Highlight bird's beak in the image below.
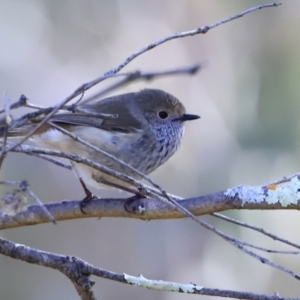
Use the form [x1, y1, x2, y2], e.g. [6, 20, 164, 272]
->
[173, 114, 200, 122]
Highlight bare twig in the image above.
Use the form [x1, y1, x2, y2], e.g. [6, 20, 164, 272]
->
[25, 186, 56, 224]
[231, 240, 300, 280]
[184, 216, 300, 281]
[0, 138, 72, 169]
[1, 63, 201, 138]
[266, 171, 300, 187]
[81, 3, 281, 93]
[82, 64, 202, 104]
[10, 143, 166, 199]
[212, 213, 300, 250]
[29, 154, 72, 170]
[0, 94, 28, 114]
[238, 242, 299, 255]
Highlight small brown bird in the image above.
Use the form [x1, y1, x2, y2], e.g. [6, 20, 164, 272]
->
[5, 89, 200, 192]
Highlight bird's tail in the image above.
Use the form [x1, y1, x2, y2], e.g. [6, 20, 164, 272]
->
[0, 125, 34, 137]
[0, 121, 49, 138]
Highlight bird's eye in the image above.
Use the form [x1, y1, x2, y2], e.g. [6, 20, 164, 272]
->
[158, 111, 168, 119]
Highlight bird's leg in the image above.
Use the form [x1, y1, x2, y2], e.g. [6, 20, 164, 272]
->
[79, 175, 147, 213]
[79, 177, 98, 213]
[79, 177, 94, 198]
[70, 162, 98, 213]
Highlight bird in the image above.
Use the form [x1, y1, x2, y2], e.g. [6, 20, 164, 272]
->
[3, 89, 200, 204]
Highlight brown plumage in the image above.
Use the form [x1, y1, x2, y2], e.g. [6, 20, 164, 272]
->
[4, 89, 200, 188]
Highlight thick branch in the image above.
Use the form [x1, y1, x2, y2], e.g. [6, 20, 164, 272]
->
[1, 174, 300, 230]
[0, 237, 294, 300]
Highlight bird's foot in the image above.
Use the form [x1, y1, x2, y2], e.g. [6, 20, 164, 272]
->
[79, 177, 99, 214]
[124, 193, 147, 214]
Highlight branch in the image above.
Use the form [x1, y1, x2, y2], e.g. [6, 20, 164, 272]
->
[1, 173, 300, 230]
[0, 237, 294, 300]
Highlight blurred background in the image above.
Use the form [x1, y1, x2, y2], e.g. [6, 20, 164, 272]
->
[0, 0, 300, 299]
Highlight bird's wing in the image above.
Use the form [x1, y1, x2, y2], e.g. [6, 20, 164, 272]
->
[49, 113, 105, 129]
[4, 91, 144, 137]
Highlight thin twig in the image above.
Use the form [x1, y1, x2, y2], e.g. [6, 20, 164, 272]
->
[184, 216, 300, 281]
[30, 154, 72, 170]
[267, 171, 300, 187]
[237, 240, 299, 255]
[81, 3, 281, 93]
[4, 89, 86, 154]
[10, 144, 164, 199]
[24, 186, 56, 224]
[212, 212, 300, 250]
[0, 94, 28, 114]
[82, 64, 202, 104]
[231, 240, 300, 280]
[3, 64, 201, 138]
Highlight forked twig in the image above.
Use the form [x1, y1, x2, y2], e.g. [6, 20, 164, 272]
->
[212, 212, 300, 250]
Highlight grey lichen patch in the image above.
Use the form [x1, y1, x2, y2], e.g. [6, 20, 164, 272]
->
[124, 273, 203, 293]
[266, 176, 300, 207]
[224, 176, 300, 207]
[224, 185, 265, 205]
